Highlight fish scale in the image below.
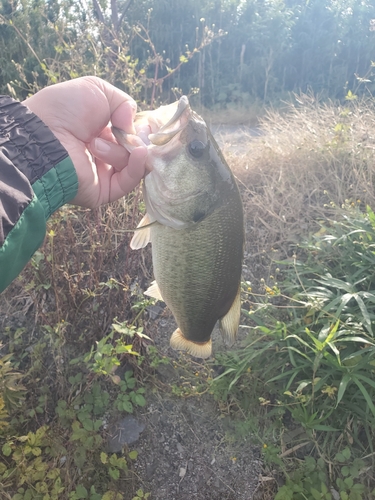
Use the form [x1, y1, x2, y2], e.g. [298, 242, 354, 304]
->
[151, 185, 243, 344]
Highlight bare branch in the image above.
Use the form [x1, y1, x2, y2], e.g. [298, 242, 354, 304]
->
[117, 0, 134, 31]
[92, 0, 105, 24]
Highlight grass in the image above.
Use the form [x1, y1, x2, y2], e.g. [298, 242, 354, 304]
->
[211, 95, 375, 499]
[229, 93, 375, 262]
[2, 94, 375, 498]
[211, 208, 375, 498]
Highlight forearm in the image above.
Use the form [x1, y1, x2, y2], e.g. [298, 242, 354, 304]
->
[0, 96, 78, 292]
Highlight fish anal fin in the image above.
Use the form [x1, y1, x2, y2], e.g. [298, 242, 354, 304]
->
[170, 328, 212, 359]
[144, 280, 164, 302]
[130, 214, 152, 250]
[219, 285, 241, 346]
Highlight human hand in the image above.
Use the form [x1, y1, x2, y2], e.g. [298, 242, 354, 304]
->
[23, 76, 148, 208]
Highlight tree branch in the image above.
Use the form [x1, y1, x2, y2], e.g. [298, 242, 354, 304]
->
[92, 0, 105, 24]
[117, 0, 134, 31]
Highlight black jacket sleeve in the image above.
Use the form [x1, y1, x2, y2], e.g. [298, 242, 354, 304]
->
[0, 96, 78, 292]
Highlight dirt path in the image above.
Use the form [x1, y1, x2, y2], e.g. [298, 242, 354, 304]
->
[211, 125, 262, 154]
[128, 313, 262, 500]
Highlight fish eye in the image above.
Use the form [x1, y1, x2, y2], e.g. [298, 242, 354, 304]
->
[188, 140, 206, 159]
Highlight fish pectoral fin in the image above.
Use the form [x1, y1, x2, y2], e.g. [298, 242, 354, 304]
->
[130, 214, 152, 249]
[219, 284, 241, 346]
[170, 328, 212, 359]
[144, 280, 164, 302]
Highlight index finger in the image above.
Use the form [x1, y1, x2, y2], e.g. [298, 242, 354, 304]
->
[90, 77, 138, 134]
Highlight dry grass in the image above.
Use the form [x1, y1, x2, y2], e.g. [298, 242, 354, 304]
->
[199, 101, 263, 126]
[0, 187, 152, 350]
[223, 95, 375, 263]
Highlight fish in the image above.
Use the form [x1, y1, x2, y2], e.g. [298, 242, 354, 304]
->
[112, 96, 244, 359]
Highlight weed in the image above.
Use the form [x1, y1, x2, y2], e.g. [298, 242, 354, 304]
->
[212, 205, 375, 497]
[0, 352, 26, 411]
[132, 489, 151, 500]
[146, 345, 170, 369]
[275, 451, 374, 500]
[115, 371, 146, 413]
[0, 317, 148, 498]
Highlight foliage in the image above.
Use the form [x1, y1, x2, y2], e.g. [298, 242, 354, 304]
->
[275, 451, 371, 500]
[1, 0, 375, 106]
[0, 352, 25, 411]
[0, 315, 147, 499]
[0, 184, 154, 498]
[212, 205, 375, 497]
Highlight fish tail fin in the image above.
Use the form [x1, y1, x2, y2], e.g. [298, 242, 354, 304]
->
[170, 328, 212, 359]
[219, 284, 241, 346]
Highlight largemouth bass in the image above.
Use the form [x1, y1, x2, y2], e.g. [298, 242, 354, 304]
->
[113, 96, 244, 359]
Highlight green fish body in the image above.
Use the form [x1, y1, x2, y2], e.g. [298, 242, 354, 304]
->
[113, 97, 244, 358]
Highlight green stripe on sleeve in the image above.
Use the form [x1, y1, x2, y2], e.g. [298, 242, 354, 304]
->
[0, 196, 46, 293]
[32, 157, 78, 219]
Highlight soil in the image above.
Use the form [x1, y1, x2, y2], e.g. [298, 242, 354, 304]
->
[127, 312, 263, 500]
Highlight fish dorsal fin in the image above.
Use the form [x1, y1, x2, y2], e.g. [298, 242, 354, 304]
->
[169, 328, 212, 359]
[130, 214, 152, 249]
[144, 280, 164, 302]
[219, 284, 241, 346]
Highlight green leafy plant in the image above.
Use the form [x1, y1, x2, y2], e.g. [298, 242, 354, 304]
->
[0, 353, 25, 410]
[275, 450, 373, 500]
[212, 205, 375, 496]
[100, 452, 130, 481]
[1, 426, 65, 500]
[132, 489, 151, 500]
[115, 370, 146, 413]
[83, 321, 149, 379]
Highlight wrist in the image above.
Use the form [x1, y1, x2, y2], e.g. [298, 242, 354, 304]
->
[10, 97, 79, 218]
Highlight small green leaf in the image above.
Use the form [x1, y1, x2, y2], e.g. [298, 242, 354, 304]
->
[341, 465, 350, 477]
[109, 467, 120, 480]
[122, 400, 133, 413]
[337, 374, 351, 406]
[2, 443, 12, 456]
[74, 484, 88, 499]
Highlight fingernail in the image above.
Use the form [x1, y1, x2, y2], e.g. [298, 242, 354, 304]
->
[95, 138, 111, 153]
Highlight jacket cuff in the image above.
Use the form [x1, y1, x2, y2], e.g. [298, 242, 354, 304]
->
[32, 157, 77, 219]
[0, 96, 78, 218]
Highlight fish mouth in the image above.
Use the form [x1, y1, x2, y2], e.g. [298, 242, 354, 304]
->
[113, 96, 192, 150]
[148, 96, 191, 146]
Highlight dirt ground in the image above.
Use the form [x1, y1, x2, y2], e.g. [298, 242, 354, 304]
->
[127, 310, 263, 500]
